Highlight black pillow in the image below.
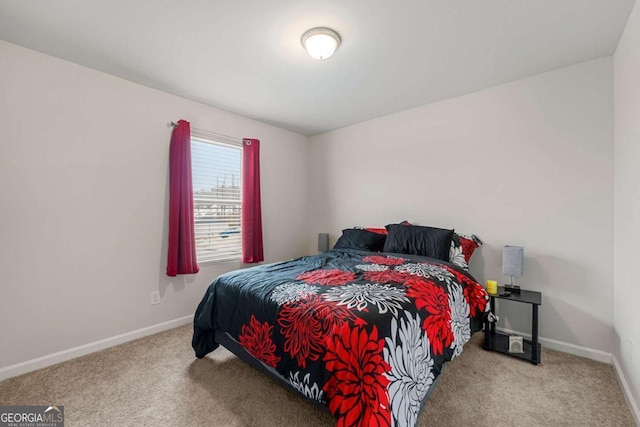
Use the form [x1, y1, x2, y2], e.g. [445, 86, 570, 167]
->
[333, 228, 387, 252]
[383, 224, 454, 261]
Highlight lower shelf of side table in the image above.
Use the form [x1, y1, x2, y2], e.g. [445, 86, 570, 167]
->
[483, 331, 541, 365]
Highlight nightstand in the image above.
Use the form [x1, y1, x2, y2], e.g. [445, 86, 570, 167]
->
[482, 286, 542, 365]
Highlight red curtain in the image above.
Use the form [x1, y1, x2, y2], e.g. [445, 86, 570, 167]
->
[242, 138, 264, 263]
[167, 120, 199, 276]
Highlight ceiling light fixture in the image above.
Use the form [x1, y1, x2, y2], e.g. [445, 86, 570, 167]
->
[301, 27, 341, 60]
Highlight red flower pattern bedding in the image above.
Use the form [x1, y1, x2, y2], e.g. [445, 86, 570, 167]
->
[193, 248, 489, 427]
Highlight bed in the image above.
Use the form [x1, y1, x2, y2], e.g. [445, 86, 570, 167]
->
[193, 226, 489, 427]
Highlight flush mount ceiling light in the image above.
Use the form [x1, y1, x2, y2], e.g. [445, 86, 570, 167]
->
[301, 27, 341, 60]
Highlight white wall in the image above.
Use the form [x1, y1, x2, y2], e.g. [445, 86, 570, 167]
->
[0, 36, 623, 384]
[309, 58, 614, 354]
[0, 40, 309, 369]
[614, 0, 640, 412]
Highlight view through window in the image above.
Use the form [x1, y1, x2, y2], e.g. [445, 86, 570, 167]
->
[191, 136, 242, 263]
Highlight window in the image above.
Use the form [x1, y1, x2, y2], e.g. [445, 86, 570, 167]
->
[191, 135, 242, 263]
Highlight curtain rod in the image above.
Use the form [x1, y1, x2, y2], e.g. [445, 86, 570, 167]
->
[169, 121, 243, 144]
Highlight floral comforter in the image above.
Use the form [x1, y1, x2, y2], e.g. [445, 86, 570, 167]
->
[193, 248, 488, 427]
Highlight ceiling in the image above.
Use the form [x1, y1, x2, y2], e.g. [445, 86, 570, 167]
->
[0, 1, 635, 136]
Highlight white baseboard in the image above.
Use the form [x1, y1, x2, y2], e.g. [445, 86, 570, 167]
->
[0, 315, 193, 382]
[496, 326, 612, 363]
[612, 355, 640, 426]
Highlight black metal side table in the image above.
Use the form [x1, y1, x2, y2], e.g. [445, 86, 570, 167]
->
[483, 286, 542, 365]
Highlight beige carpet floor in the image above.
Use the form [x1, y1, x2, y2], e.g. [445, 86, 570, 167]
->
[0, 325, 635, 426]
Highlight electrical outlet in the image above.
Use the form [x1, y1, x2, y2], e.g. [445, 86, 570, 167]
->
[150, 291, 161, 305]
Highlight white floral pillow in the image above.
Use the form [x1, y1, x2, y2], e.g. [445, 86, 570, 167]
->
[449, 233, 482, 270]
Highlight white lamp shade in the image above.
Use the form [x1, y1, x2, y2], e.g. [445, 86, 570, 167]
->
[502, 245, 524, 277]
[302, 28, 341, 60]
[318, 233, 329, 252]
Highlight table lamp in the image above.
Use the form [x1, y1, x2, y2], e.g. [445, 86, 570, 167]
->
[503, 245, 523, 293]
[318, 233, 329, 252]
